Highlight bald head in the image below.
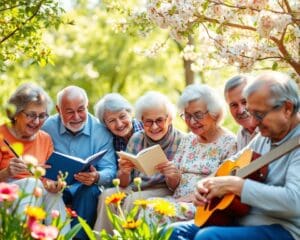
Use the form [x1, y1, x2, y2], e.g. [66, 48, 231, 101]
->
[57, 86, 88, 108]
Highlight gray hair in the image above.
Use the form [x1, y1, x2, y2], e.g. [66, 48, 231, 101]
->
[94, 93, 133, 124]
[178, 84, 225, 125]
[56, 85, 88, 107]
[224, 75, 250, 95]
[6, 82, 52, 123]
[135, 91, 176, 120]
[244, 71, 300, 114]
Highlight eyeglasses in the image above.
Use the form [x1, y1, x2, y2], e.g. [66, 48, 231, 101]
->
[142, 115, 168, 128]
[245, 104, 283, 122]
[180, 111, 208, 122]
[22, 111, 49, 121]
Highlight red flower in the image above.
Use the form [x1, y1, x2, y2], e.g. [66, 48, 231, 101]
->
[66, 207, 77, 218]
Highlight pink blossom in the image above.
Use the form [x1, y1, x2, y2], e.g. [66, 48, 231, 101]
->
[51, 210, 60, 219]
[33, 187, 43, 198]
[0, 182, 19, 202]
[30, 222, 58, 240]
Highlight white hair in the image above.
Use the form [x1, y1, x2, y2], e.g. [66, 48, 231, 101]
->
[94, 93, 133, 124]
[178, 84, 226, 125]
[135, 91, 176, 120]
[56, 86, 88, 107]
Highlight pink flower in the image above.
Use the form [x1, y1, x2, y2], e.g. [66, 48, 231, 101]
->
[33, 187, 43, 198]
[51, 210, 60, 219]
[0, 182, 19, 202]
[30, 222, 58, 240]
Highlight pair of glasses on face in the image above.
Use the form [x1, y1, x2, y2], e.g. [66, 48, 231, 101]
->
[180, 111, 208, 122]
[142, 115, 168, 128]
[21, 111, 49, 121]
[245, 104, 283, 122]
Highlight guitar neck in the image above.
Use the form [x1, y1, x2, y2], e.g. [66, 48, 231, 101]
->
[236, 136, 300, 178]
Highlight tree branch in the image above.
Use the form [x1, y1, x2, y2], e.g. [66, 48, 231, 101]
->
[0, 3, 26, 12]
[283, 0, 292, 13]
[194, 13, 300, 75]
[270, 36, 300, 75]
[0, 0, 44, 45]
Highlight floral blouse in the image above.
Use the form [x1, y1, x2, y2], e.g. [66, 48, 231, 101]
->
[173, 130, 237, 199]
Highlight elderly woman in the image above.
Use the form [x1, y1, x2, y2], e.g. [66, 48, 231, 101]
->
[94, 91, 184, 234]
[94, 93, 143, 151]
[0, 83, 68, 229]
[141, 84, 237, 224]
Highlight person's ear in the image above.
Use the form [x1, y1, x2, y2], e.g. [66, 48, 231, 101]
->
[284, 101, 293, 117]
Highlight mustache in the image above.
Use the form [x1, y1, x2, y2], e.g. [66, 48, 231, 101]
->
[236, 110, 250, 119]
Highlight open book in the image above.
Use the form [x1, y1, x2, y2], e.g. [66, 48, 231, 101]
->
[45, 149, 107, 185]
[117, 144, 168, 176]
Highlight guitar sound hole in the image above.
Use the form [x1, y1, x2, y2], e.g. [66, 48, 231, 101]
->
[208, 197, 221, 211]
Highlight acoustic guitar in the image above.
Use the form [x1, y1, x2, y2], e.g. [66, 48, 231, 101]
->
[194, 135, 300, 227]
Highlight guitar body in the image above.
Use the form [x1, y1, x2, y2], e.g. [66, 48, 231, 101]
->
[195, 149, 254, 227]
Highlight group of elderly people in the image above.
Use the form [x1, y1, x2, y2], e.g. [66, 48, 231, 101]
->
[0, 70, 299, 240]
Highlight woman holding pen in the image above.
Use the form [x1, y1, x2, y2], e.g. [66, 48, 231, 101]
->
[0, 83, 69, 231]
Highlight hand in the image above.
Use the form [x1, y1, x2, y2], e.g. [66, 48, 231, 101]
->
[43, 179, 65, 193]
[7, 157, 29, 177]
[193, 176, 244, 207]
[156, 161, 180, 179]
[156, 161, 181, 189]
[118, 157, 135, 176]
[74, 165, 99, 186]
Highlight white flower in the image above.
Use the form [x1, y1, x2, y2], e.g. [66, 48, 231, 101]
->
[257, 11, 275, 38]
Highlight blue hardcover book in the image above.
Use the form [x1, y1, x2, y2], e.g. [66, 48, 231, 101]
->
[45, 149, 107, 185]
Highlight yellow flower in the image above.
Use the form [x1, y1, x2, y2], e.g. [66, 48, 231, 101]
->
[122, 219, 142, 229]
[134, 199, 149, 209]
[152, 199, 176, 217]
[105, 192, 126, 205]
[24, 206, 46, 220]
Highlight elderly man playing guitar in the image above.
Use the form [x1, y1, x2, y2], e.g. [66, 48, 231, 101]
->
[169, 71, 300, 240]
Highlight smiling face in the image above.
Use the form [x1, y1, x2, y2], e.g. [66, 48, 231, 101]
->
[57, 94, 88, 133]
[184, 99, 217, 137]
[103, 109, 133, 138]
[225, 82, 256, 133]
[142, 105, 171, 141]
[246, 86, 292, 142]
[14, 102, 48, 139]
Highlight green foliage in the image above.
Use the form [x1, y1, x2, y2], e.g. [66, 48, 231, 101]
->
[0, 0, 64, 71]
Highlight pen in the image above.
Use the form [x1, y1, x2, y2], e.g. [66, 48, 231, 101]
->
[3, 139, 20, 158]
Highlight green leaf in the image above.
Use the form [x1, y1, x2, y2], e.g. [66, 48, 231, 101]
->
[272, 62, 278, 70]
[78, 216, 97, 240]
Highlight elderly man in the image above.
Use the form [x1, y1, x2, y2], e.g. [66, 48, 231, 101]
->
[224, 75, 258, 150]
[42, 86, 117, 240]
[169, 71, 300, 240]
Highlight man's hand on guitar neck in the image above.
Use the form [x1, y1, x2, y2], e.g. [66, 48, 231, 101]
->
[193, 176, 245, 207]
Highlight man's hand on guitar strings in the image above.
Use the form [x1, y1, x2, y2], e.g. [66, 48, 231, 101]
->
[193, 176, 245, 207]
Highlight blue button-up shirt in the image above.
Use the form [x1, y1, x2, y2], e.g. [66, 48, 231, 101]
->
[42, 113, 117, 187]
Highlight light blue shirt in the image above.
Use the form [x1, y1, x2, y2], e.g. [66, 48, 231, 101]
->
[240, 124, 300, 240]
[42, 113, 117, 187]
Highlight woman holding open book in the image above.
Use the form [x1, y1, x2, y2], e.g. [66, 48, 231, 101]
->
[141, 84, 237, 224]
[0, 83, 68, 231]
[94, 91, 184, 234]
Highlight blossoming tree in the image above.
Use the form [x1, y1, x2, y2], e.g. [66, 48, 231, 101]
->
[109, 0, 299, 79]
